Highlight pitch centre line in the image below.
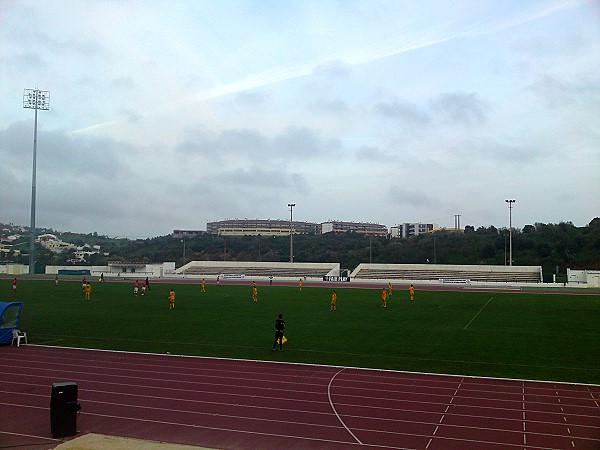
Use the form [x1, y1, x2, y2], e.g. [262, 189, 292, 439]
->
[327, 368, 363, 445]
[463, 297, 494, 330]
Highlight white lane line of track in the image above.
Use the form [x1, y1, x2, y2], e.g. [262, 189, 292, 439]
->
[328, 368, 363, 445]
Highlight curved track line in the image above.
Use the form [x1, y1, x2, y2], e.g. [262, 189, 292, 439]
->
[328, 368, 363, 445]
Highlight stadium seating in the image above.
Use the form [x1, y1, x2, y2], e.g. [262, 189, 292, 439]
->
[175, 261, 542, 284]
[351, 264, 542, 283]
[176, 261, 339, 279]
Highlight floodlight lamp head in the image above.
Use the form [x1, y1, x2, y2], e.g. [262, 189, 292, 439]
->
[23, 89, 50, 110]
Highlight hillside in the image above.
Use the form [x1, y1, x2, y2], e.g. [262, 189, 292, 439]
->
[2, 219, 599, 279]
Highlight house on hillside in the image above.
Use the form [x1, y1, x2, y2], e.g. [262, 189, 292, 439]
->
[38, 234, 76, 253]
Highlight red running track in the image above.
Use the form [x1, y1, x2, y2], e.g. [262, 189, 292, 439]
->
[1, 345, 599, 450]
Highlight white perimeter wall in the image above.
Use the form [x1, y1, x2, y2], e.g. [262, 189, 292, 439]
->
[567, 269, 600, 287]
[0, 264, 28, 275]
[46, 263, 175, 278]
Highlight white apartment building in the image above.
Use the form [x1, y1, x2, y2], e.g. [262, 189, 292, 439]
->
[390, 223, 439, 238]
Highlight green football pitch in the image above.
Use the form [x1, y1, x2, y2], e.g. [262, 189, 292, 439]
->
[5, 278, 600, 384]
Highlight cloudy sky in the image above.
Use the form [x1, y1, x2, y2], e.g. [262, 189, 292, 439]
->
[1, 0, 599, 238]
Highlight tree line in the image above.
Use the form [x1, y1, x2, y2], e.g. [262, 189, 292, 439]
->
[26, 218, 600, 281]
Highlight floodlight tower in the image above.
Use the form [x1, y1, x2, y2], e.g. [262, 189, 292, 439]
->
[288, 203, 295, 263]
[23, 89, 50, 275]
[505, 199, 516, 266]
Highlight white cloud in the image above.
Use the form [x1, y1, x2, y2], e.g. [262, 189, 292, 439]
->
[1, 0, 598, 237]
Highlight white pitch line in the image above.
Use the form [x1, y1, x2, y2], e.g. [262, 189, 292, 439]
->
[35, 338, 64, 345]
[328, 368, 363, 445]
[23, 344, 600, 387]
[464, 297, 494, 330]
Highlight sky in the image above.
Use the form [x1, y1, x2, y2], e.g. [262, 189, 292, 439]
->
[1, 0, 599, 238]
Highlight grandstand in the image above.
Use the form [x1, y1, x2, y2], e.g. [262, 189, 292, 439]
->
[175, 261, 340, 279]
[351, 263, 543, 284]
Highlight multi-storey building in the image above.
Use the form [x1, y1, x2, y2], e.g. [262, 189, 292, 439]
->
[188, 219, 441, 238]
[206, 219, 319, 236]
[321, 221, 388, 236]
[37, 234, 76, 253]
[390, 223, 439, 238]
[173, 230, 205, 238]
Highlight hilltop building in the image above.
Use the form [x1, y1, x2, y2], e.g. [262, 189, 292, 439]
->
[390, 223, 440, 238]
[206, 219, 318, 236]
[320, 220, 388, 236]
[173, 230, 205, 238]
[37, 234, 75, 253]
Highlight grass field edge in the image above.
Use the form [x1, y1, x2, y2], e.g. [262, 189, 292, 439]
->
[25, 343, 600, 388]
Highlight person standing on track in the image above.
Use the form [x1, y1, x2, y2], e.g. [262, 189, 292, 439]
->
[273, 314, 286, 351]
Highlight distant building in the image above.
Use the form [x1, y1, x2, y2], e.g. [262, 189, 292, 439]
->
[321, 221, 388, 236]
[0, 243, 11, 259]
[391, 223, 439, 238]
[37, 234, 76, 253]
[206, 219, 318, 236]
[173, 230, 205, 238]
[202, 219, 392, 236]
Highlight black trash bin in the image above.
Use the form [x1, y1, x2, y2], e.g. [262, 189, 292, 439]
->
[50, 382, 81, 438]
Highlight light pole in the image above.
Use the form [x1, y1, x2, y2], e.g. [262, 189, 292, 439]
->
[505, 199, 515, 266]
[504, 234, 507, 266]
[288, 203, 295, 263]
[181, 238, 186, 265]
[23, 89, 50, 275]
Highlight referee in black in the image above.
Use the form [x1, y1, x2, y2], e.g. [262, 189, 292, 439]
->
[273, 313, 286, 351]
